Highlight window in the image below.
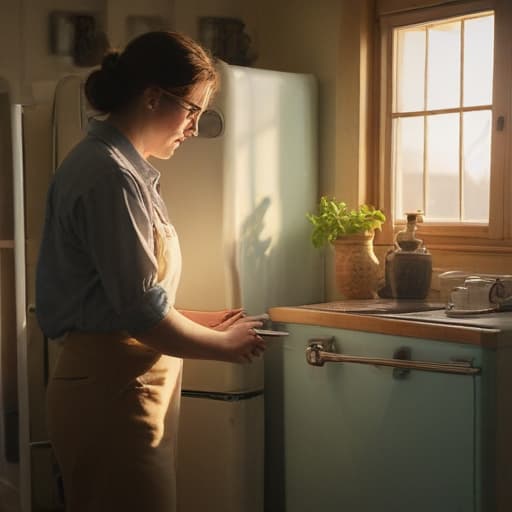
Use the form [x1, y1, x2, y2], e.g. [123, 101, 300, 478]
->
[393, 12, 494, 222]
[378, 0, 512, 251]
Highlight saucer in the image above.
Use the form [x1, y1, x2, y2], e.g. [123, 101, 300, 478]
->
[445, 306, 497, 317]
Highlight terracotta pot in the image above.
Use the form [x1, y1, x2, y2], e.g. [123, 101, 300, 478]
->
[334, 232, 380, 299]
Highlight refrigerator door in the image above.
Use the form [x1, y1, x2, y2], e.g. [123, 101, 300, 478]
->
[177, 394, 264, 512]
[157, 62, 322, 392]
[222, 64, 321, 316]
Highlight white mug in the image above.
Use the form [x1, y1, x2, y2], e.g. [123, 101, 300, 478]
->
[464, 277, 493, 309]
[450, 286, 469, 309]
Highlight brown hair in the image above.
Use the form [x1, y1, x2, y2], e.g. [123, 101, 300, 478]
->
[85, 31, 218, 113]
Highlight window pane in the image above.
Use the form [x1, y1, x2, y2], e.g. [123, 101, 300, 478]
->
[427, 21, 461, 110]
[462, 110, 491, 221]
[426, 113, 459, 220]
[463, 15, 494, 107]
[395, 28, 426, 112]
[393, 117, 424, 217]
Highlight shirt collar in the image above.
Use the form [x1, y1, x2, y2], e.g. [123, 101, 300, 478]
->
[87, 119, 161, 189]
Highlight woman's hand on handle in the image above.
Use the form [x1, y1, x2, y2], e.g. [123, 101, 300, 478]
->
[221, 319, 266, 363]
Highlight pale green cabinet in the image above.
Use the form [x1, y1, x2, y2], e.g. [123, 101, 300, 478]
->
[265, 322, 497, 512]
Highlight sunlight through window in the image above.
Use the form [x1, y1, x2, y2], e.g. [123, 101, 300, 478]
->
[392, 12, 494, 223]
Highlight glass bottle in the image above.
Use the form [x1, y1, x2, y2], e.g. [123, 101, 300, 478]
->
[379, 211, 432, 299]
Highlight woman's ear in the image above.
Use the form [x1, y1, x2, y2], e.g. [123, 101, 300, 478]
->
[142, 86, 161, 112]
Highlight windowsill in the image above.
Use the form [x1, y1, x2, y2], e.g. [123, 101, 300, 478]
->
[375, 223, 512, 254]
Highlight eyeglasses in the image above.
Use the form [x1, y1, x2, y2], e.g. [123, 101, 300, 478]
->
[159, 89, 203, 121]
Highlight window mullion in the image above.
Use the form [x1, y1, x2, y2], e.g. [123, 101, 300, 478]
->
[391, 104, 491, 118]
[459, 19, 465, 221]
[423, 26, 429, 216]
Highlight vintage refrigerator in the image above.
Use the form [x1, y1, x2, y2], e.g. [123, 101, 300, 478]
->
[10, 61, 322, 511]
[156, 61, 322, 511]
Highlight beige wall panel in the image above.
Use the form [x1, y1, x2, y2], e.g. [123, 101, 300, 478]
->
[106, 0, 173, 49]
[244, 0, 341, 301]
[251, 0, 339, 200]
[0, 92, 14, 241]
[0, 1, 22, 102]
[21, 0, 104, 86]
[173, 0, 254, 40]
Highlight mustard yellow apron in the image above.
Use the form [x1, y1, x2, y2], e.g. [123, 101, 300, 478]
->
[46, 214, 182, 512]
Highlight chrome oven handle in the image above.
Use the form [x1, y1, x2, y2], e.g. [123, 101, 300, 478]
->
[306, 338, 481, 376]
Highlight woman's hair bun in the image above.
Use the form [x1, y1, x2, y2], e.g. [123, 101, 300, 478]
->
[84, 50, 124, 113]
[101, 51, 121, 74]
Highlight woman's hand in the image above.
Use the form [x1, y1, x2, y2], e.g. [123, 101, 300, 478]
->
[221, 319, 266, 363]
[211, 309, 245, 330]
[214, 311, 271, 333]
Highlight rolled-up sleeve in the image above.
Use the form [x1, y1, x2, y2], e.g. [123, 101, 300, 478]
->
[73, 168, 169, 334]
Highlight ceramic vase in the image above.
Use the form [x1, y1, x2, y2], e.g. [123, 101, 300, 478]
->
[334, 232, 380, 299]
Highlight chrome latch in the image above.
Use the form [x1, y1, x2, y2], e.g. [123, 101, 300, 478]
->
[392, 346, 411, 380]
[306, 337, 335, 366]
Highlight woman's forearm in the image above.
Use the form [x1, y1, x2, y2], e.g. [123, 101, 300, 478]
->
[178, 308, 244, 328]
[136, 307, 226, 360]
[178, 309, 220, 327]
[136, 307, 265, 364]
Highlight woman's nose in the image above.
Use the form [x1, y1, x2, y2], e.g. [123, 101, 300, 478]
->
[185, 116, 199, 137]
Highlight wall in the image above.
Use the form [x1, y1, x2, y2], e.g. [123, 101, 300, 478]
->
[106, 0, 173, 49]
[247, 0, 341, 200]
[172, 0, 255, 40]
[0, 1, 23, 103]
[0, 0, 178, 103]
[0, 0, 105, 103]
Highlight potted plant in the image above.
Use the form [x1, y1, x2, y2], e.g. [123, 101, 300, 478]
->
[307, 197, 386, 299]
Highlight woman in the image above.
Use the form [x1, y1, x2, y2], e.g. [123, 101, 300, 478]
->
[36, 31, 265, 512]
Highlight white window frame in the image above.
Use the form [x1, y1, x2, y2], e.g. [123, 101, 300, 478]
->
[377, 0, 512, 253]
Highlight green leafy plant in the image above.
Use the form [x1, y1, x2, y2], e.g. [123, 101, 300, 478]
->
[307, 196, 386, 248]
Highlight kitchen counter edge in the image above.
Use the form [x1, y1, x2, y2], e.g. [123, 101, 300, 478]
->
[269, 307, 502, 348]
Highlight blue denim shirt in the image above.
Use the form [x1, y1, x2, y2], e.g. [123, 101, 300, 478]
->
[36, 120, 171, 338]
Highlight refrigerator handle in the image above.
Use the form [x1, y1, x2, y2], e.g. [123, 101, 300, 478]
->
[306, 338, 481, 376]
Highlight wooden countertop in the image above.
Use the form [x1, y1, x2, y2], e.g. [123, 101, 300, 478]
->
[269, 306, 503, 348]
